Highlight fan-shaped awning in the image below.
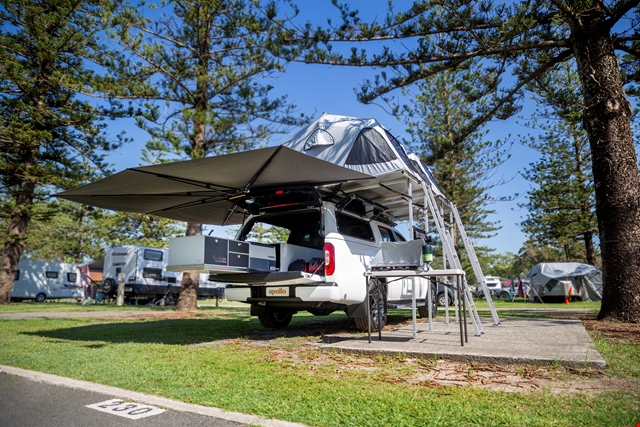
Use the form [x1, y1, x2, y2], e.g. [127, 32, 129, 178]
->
[57, 146, 372, 225]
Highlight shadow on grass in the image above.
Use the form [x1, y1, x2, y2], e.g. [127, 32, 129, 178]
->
[22, 315, 364, 346]
[22, 309, 429, 346]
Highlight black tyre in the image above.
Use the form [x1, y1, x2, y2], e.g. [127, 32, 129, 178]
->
[101, 279, 116, 296]
[418, 286, 438, 318]
[258, 308, 293, 328]
[354, 278, 387, 331]
[34, 293, 46, 303]
[498, 291, 510, 299]
[437, 292, 454, 307]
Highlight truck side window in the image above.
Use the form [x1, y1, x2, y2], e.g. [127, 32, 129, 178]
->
[67, 273, 77, 282]
[46, 271, 59, 279]
[393, 230, 406, 241]
[143, 249, 163, 261]
[379, 227, 394, 242]
[336, 213, 374, 241]
[142, 268, 163, 279]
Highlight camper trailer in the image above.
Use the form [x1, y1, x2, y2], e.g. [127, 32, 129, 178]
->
[11, 260, 84, 302]
[100, 245, 221, 301]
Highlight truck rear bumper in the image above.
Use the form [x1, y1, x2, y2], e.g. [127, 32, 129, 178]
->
[226, 283, 341, 303]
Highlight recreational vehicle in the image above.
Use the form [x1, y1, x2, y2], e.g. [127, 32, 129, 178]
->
[11, 260, 84, 302]
[99, 245, 221, 301]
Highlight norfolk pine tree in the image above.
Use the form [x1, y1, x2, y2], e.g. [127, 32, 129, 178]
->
[400, 62, 508, 277]
[519, 61, 599, 265]
[0, 0, 141, 304]
[278, 1, 640, 323]
[110, 0, 308, 310]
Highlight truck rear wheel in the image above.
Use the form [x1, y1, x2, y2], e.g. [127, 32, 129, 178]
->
[354, 278, 387, 332]
[258, 308, 293, 328]
[418, 286, 438, 318]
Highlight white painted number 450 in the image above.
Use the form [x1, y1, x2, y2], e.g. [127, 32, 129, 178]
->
[86, 399, 166, 420]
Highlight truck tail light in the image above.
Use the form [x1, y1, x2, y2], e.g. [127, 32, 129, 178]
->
[324, 243, 335, 276]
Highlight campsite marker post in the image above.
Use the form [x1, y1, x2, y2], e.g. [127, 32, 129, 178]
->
[116, 273, 126, 306]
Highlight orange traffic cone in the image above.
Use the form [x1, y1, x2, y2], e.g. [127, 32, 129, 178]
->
[565, 296, 570, 304]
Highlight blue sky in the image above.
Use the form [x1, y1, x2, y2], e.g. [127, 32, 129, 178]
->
[105, 1, 546, 255]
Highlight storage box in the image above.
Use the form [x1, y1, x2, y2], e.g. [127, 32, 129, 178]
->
[167, 236, 276, 274]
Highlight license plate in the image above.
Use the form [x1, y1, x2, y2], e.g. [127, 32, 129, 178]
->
[125, 287, 132, 292]
[266, 286, 289, 297]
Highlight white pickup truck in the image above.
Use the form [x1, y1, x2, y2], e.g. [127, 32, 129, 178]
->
[212, 189, 437, 330]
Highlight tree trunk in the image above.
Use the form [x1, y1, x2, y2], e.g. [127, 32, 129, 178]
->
[0, 181, 35, 304]
[572, 8, 640, 322]
[583, 231, 596, 267]
[175, 221, 202, 311]
[561, 243, 570, 262]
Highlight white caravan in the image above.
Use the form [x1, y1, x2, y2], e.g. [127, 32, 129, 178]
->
[11, 260, 84, 302]
[101, 245, 221, 299]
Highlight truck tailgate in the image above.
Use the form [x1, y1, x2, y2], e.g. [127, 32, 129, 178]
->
[210, 271, 325, 286]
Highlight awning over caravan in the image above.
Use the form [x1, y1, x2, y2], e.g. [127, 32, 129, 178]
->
[57, 146, 372, 225]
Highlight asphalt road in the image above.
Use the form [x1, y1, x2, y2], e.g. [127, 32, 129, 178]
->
[0, 372, 248, 427]
[0, 366, 306, 427]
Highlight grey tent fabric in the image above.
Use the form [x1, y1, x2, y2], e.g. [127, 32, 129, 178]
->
[57, 146, 372, 225]
[528, 262, 603, 302]
[282, 114, 450, 221]
[282, 113, 412, 176]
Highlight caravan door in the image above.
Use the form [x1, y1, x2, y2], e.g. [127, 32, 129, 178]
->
[136, 247, 170, 295]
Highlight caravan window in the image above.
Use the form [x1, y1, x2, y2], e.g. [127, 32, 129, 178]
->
[142, 268, 163, 279]
[14, 270, 20, 281]
[336, 213, 374, 241]
[143, 249, 163, 261]
[45, 271, 59, 279]
[67, 273, 77, 282]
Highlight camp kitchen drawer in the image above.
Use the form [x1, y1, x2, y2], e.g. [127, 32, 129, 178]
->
[166, 235, 276, 274]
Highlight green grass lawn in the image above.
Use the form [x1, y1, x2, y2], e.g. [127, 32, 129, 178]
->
[0, 300, 172, 313]
[0, 304, 637, 427]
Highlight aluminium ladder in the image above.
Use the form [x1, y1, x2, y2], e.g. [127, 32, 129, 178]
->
[419, 181, 500, 333]
[450, 203, 500, 325]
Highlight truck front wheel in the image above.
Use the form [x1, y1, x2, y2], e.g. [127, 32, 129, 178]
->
[258, 308, 293, 328]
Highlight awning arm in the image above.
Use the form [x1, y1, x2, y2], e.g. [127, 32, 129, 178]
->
[242, 145, 284, 193]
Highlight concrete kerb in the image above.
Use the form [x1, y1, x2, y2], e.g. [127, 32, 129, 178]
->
[0, 365, 308, 427]
[318, 316, 607, 369]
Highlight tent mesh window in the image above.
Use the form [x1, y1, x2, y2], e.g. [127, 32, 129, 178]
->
[384, 130, 415, 171]
[345, 128, 397, 165]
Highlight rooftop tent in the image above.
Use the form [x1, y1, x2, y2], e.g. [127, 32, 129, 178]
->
[282, 113, 447, 220]
[527, 262, 603, 302]
[282, 113, 414, 176]
[407, 153, 448, 202]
